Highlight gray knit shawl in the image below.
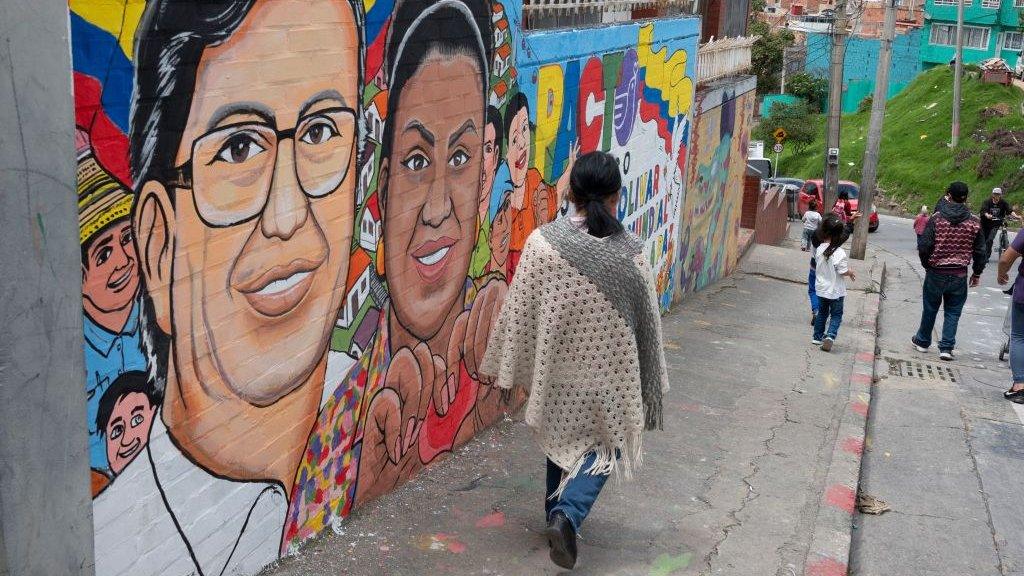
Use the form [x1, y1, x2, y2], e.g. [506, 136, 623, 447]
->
[481, 219, 669, 494]
[539, 219, 665, 430]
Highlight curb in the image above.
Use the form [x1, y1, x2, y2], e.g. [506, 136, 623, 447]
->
[803, 254, 886, 576]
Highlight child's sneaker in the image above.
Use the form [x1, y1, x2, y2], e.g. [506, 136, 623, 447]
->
[812, 339, 823, 346]
[821, 337, 834, 352]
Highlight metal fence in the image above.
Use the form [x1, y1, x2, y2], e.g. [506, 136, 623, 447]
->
[696, 36, 756, 84]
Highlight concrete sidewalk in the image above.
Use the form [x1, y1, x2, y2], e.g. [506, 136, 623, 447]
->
[261, 239, 883, 576]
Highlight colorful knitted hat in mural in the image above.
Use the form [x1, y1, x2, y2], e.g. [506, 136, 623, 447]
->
[76, 128, 133, 246]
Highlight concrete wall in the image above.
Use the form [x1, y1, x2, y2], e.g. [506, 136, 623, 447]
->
[67, 1, 703, 574]
[676, 75, 757, 297]
[805, 28, 923, 113]
[0, 0, 95, 574]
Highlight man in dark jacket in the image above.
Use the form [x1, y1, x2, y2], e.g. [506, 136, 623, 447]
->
[912, 182, 987, 361]
[979, 187, 1018, 259]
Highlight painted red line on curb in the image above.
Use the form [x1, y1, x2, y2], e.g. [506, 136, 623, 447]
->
[851, 373, 872, 385]
[825, 484, 856, 514]
[841, 437, 864, 456]
[851, 401, 869, 417]
[806, 557, 849, 576]
[856, 352, 875, 363]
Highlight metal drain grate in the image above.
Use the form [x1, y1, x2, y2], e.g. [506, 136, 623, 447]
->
[885, 358, 957, 382]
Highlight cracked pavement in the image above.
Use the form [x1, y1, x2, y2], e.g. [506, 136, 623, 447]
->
[261, 241, 875, 576]
[852, 214, 1024, 576]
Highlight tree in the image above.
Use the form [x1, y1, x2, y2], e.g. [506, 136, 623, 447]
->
[787, 72, 828, 109]
[754, 101, 817, 154]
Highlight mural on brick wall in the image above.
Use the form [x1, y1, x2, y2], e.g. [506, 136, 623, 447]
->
[518, 19, 697, 312]
[70, 0, 696, 573]
[678, 87, 754, 295]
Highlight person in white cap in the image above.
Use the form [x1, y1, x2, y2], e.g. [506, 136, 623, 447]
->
[980, 187, 1019, 260]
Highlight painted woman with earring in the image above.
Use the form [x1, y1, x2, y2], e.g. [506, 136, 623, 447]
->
[348, 0, 510, 504]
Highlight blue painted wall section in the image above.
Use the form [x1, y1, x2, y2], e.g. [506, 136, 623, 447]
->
[804, 29, 923, 113]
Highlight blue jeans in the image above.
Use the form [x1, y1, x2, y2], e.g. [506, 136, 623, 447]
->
[1011, 301, 1024, 383]
[808, 268, 820, 314]
[813, 296, 844, 341]
[545, 452, 609, 532]
[913, 270, 969, 353]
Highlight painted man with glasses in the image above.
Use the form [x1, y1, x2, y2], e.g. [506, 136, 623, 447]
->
[92, 0, 363, 574]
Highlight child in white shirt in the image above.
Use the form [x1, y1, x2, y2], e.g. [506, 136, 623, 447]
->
[813, 215, 857, 351]
[801, 200, 822, 251]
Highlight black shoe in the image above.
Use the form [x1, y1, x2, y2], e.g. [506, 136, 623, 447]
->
[1007, 389, 1024, 403]
[545, 511, 577, 569]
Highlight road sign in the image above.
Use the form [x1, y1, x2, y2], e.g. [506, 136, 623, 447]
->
[773, 127, 788, 142]
[773, 143, 784, 154]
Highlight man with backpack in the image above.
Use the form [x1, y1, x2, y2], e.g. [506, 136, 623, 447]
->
[912, 182, 988, 361]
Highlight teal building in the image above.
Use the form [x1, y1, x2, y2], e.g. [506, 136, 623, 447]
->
[921, 0, 1023, 68]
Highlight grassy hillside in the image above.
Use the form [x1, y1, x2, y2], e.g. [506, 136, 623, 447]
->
[775, 67, 1024, 211]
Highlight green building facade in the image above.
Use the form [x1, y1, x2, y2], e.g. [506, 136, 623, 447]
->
[921, 0, 1023, 69]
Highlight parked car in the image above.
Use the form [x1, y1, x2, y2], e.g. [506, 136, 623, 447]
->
[797, 179, 879, 232]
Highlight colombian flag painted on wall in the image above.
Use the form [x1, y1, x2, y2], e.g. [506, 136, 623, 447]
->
[69, 0, 145, 187]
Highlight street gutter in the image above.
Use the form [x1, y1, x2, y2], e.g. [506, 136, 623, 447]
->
[804, 253, 886, 576]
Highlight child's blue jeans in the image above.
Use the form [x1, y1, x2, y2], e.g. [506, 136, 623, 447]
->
[813, 296, 845, 341]
[808, 268, 820, 314]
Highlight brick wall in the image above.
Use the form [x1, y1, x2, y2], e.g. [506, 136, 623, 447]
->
[67, 2, 712, 575]
[676, 75, 758, 297]
[743, 175, 761, 230]
[753, 187, 791, 245]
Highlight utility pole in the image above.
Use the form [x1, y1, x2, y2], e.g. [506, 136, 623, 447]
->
[780, 45, 787, 94]
[851, 0, 896, 260]
[823, 0, 850, 212]
[951, 0, 965, 147]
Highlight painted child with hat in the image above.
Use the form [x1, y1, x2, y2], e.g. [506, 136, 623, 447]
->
[77, 127, 148, 490]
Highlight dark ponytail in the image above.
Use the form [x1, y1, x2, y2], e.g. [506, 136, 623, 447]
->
[570, 151, 624, 239]
[820, 214, 846, 260]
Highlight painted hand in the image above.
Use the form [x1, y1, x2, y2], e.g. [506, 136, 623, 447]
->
[355, 344, 442, 503]
[433, 278, 508, 416]
[463, 278, 507, 384]
[436, 312, 469, 417]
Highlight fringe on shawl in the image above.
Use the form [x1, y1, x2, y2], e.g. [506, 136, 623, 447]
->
[643, 388, 664, 431]
[548, 429, 645, 502]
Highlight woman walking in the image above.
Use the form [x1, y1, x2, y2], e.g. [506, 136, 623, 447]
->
[997, 232, 1024, 402]
[481, 151, 669, 570]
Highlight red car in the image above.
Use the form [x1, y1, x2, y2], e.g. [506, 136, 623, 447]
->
[797, 179, 879, 232]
